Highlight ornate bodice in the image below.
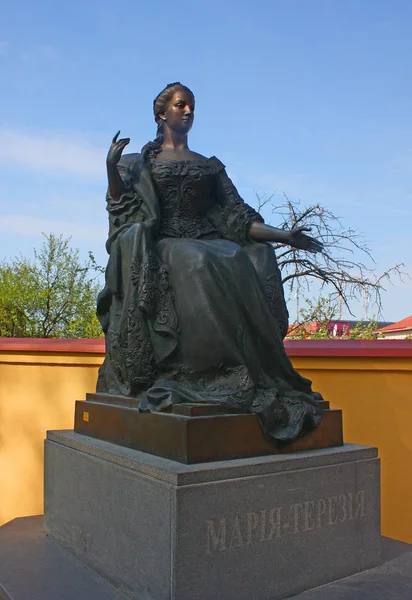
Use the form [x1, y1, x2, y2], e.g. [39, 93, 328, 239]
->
[106, 152, 263, 246]
[150, 157, 223, 239]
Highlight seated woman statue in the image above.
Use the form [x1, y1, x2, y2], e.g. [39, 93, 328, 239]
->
[97, 82, 324, 442]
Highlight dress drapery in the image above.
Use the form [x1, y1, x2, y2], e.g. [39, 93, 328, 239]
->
[96, 153, 322, 442]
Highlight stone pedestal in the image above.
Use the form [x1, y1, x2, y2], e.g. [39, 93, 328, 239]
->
[73, 395, 343, 463]
[44, 431, 381, 600]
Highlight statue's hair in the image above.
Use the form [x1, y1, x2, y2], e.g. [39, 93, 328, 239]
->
[141, 82, 195, 160]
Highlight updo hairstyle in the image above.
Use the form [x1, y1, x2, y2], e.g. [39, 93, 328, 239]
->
[141, 82, 195, 160]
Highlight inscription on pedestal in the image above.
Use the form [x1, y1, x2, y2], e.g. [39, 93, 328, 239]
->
[45, 433, 381, 600]
[206, 489, 365, 554]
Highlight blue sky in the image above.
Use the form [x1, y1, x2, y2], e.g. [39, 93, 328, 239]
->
[0, 0, 411, 322]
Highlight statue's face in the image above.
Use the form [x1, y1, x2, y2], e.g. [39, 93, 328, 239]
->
[161, 90, 195, 134]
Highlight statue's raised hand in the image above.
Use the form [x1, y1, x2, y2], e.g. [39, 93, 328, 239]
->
[107, 131, 130, 165]
[288, 227, 324, 254]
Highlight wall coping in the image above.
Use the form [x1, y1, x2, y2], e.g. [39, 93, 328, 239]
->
[0, 338, 105, 354]
[1, 338, 412, 358]
[285, 339, 412, 357]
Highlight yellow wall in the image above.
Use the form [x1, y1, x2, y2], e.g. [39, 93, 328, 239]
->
[292, 355, 412, 543]
[1, 342, 412, 544]
[0, 349, 101, 527]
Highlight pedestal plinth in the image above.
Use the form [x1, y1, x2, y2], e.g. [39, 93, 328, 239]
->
[44, 430, 381, 600]
[73, 393, 343, 463]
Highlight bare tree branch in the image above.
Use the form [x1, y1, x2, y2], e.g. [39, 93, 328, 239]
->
[254, 193, 407, 318]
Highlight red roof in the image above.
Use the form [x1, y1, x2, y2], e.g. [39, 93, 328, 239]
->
[377, 315, 412, 333]
[287, 321, 321, 337]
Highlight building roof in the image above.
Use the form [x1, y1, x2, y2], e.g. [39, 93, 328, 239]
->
[287, 319, 394, 339]
[287, 321, 321, 337]
[376, 315, 412, 333]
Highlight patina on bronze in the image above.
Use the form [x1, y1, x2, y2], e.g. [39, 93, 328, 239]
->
[87, 82, 338, 453]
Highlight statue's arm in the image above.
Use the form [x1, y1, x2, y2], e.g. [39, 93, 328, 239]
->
[248, 222, 291, 244]
[249, 222, 323, 253]
[106, 131, 131, 200]
[215, 163, 323, 253]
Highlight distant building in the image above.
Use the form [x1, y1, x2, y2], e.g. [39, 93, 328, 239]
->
[286, 319, 394, 339]
[287, 321, 322, 338]
[331, 320, 394, 337]
[376, 316, 412, 339]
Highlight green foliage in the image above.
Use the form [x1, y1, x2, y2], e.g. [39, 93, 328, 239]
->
[299, 297, 338, 327]
[0, 234, 103, 338]
[288, 297, 337, 339]
[288, 296, 379, 340]
[348, 320, 378, 340]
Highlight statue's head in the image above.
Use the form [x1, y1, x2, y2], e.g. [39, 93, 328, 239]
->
[153, 82, 195, 137]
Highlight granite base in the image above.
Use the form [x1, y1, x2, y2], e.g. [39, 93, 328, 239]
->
[44, 431, 381, 600]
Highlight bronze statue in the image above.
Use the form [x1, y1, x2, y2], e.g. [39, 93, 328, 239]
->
[97, 82, 323, 442]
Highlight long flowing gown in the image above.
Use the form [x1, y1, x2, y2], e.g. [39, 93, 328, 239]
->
[96, 153, 322, 441]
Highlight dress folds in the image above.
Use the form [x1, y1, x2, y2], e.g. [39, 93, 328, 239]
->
[97, 153, 322, 442]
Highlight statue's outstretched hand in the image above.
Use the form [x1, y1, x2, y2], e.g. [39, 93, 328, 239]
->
[107, 131, 130, 165]
[288, 227, 323, 253]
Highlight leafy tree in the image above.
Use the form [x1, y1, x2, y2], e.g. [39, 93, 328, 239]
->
[287, 296, 379, 340]
[255, 195, 405, 317]
[0, 234, 103, 338]
[287, 297, 338, 339]
[347, 320, 378, 340]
